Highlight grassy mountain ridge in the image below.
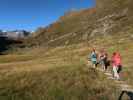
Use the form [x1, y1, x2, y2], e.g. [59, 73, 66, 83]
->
[25, 8, 96, 47]
[22, 0, 133, 48]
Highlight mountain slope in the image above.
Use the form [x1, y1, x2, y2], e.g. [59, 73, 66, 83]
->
[23, 0, 133, 48]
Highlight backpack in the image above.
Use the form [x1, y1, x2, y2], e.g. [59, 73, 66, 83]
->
[91, 53, 97, 59]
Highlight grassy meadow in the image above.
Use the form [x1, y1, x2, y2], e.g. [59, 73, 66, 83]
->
[0, 35, 132, 100]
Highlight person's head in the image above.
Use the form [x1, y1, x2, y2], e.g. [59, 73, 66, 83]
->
[113, 52, 116, 56]
[100, 48, 105, 54]
[113, 52, 120, 57]
[92, 48, 96, 52]
[115, 52, 121, 57]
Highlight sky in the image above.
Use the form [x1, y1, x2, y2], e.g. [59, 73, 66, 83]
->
[0, 0, 95, 31]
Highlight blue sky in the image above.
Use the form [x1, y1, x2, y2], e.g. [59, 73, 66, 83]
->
[0, 0, 95, 31]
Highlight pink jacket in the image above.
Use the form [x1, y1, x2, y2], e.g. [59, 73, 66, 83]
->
[112, 53, 122, 67]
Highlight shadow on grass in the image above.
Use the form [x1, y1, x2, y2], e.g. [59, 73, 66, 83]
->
[118, 91, 133, 100]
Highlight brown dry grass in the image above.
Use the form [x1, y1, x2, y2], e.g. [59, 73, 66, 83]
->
[0, 43, 123, 100]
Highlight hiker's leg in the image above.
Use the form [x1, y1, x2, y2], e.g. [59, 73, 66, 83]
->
[113, 67, 115, 77]
[105, 65, 108, 71]
[94, 64, 96, 68]
[91, 62, 95, 68]
[87, 61, 90, 67]
[103, 60, 106, 71]
[99, 59, 103, 69]
[116, 67, 120, 79]
[92, 64, 94, 68]
[113, 66, 118, 78]
[118, 65, 122, 78]
[93, 63, 96, 68]
[102, 64, 105, 71]
[101, 60, 105, 71]
[104, 59, 108, 71]
[103, 64, 106, 71]
[118, 66, 122, 79]
[91, 61, 93, 68]
[92, 61, 97, 68]
[91, 63, 93, 68]
[101, 61, 103, 69]
[112, 66, 115, 77]
[96, 62, 98, 67]
[117, 73, 120, 80]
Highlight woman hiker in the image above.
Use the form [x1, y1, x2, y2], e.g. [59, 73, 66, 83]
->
[111, 52, 122, 80]
[89, 48, 98, 69]
[99, 49, 108, 71]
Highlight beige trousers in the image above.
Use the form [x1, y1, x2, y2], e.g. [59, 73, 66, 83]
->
[113, 66, 120, 79]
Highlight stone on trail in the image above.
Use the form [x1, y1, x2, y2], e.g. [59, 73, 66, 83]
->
[107, 76, 115, 80]
[104, 72, 112, 76]
[120, 84, 133, 92]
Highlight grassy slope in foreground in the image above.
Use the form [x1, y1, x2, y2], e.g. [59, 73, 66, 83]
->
[0, 43, 123, 100]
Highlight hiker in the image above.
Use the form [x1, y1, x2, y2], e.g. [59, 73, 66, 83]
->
[111, 52, 122, 80]
[98, 49, 108, 71]
[89, 48, 98, 68]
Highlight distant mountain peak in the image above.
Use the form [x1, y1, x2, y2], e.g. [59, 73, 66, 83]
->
[0, 30, 30, 39]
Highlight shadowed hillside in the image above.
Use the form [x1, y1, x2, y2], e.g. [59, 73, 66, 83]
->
[0, 36, 22, 54]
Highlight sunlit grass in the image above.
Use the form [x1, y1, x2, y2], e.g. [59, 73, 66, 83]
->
[0, 35, 132, 100]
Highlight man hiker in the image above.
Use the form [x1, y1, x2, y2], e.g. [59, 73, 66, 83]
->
[111, 52, 122, 80]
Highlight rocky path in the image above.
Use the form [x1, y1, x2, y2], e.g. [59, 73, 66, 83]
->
[97, 68, 133, 100]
